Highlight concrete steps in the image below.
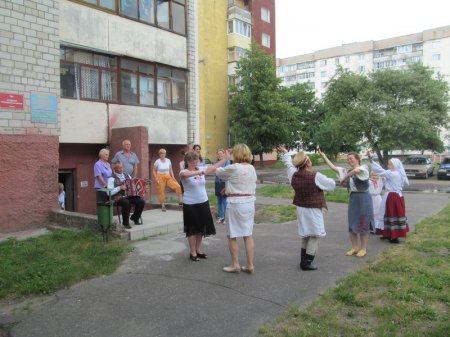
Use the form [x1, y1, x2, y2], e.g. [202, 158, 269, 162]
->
[123, 208, 183, 240]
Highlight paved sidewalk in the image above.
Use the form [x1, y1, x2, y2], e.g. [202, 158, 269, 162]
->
[1, 193, 449, 337]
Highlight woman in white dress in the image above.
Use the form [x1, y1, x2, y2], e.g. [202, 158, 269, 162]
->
[369, 173, 385, 234]
[216, 144, 257, 274]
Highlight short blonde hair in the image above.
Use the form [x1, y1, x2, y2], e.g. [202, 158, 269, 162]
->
[232, 144, 252, 164]
[99, 148, 109, 158]
[158, 148, 166, 155]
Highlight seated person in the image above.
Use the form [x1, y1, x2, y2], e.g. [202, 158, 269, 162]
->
[112, 162, 145, 229]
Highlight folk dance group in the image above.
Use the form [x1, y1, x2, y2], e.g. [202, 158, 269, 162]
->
[278, 146, 409, 270]
[177, 142, 409, 273]
[106, 140, 408, 273]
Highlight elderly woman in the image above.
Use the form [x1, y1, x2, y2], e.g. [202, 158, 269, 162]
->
[94, 148, 113, 202]
[152, 148, 182, 211]
[368, 153, 409, 243]
[216, 144, 257, 274]
[278, 145, 336, 270]
[180, 150, 230, 261]
[320, 150, 374, 257]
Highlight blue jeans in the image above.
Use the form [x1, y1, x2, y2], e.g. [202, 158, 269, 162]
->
[216, 195, 227, 219]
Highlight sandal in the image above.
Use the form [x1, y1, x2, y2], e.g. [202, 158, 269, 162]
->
[241, 266, 254, 274]
[346, 248, 358, 256]
[223, 266, 240, 273]
[356, 249, 367, 257]
[189, 254, 200, 262]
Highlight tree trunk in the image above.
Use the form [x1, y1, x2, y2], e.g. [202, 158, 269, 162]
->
[259, 152, 264, 167]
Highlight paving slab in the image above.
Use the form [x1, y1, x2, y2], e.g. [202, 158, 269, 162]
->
[2, 193, 449, 337]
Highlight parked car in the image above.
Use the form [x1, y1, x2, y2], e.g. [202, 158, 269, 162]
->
[403, 156, 434, 179]
[437, 157, 450, 180]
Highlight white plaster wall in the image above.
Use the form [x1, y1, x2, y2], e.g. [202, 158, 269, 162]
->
[59, 99, 108, 143]
[109, 105, 188, 144]
[60, 1, 186, 68]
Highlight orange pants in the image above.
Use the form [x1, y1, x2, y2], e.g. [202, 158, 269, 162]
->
[156, 173, 181, 204]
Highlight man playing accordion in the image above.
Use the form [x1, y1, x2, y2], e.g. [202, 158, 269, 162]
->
[112, 162, 146, 229]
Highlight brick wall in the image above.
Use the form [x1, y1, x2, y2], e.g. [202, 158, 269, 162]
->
[0, 0, 60, 135]
[0, 0, 60, 231]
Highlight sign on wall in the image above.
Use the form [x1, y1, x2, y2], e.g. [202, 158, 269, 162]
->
[0, 92, 24, 110]
[31, 92, 58, 123]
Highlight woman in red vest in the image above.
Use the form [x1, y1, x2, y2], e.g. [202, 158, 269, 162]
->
[278, 145, 336, 270]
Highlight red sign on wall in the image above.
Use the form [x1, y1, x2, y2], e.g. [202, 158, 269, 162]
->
[0, 93, 24, 110]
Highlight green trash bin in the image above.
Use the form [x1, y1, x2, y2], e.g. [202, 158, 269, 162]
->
[96, 189, 113, 242]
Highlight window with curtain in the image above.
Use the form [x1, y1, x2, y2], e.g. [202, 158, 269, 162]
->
[60, 47, 117, 102]
[60, 47, 186, 109]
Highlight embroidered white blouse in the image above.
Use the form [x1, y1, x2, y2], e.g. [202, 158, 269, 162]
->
[215, 163, 257, 204]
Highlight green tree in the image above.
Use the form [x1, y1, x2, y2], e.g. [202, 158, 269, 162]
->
[229, 41, 299, 165]
[321, 64, 449, 165]
[279, 83, 323, 152]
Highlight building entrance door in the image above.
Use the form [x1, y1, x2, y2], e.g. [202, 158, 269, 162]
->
[58, 170, 75, 212]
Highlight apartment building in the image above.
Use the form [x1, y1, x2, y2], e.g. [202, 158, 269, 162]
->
[277, 25, 450, 150]
[0, 0, 196, 230]
[198, 0, 276, 162]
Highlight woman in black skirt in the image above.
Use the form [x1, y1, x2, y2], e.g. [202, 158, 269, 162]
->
[180, 150, 230, 261]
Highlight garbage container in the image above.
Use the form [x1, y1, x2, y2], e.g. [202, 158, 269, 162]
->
[96, 189, 113, 242]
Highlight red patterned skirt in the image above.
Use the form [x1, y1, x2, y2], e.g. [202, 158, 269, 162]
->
[383, 192, 409, 239]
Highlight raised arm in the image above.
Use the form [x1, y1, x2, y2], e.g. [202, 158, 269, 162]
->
[204, 149, 231, 175]
[277, 144, 297, 182]
[319, 149, 339, 173]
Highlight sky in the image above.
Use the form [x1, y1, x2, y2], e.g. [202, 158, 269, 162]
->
[276, 0, 450, 58]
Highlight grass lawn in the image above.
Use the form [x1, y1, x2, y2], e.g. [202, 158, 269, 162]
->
[257, 204, 450, 337]
[256, 184, 349, 204]
[0, 229, 130, 300]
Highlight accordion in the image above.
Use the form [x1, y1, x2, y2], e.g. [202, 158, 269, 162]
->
[124, 178, 146, 197]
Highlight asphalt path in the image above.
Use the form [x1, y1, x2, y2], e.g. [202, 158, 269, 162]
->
[3, 192, 449, 337]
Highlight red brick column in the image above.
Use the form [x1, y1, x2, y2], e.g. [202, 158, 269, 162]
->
[0, 135, 59, 232]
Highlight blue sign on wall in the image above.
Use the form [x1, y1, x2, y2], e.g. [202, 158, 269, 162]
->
[31, 92, 58, 124]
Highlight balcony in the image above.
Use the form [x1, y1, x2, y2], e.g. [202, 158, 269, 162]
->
[227, 5, 251, 22]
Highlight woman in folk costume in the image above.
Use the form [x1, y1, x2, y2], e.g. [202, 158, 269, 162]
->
[368, 152, 409, 243]
[320, 150, 374, 257]
[278, 145, 336, 270]
[368, 172, 385, 234]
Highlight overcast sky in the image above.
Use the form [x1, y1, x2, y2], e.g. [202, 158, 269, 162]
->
[276, 0, 450, 58]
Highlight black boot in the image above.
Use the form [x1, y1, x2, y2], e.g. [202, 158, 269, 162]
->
[300, 248, 306, 268]
[301, 253, 318, 271]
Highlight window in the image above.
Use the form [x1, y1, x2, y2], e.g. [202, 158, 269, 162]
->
[397, 44, 412, 54]
[358, 54, 365, 60]
[228, 19, 251, 38]
[335, 58, 340, 65]
[432, 41, 441, 49]
[320, 71, 327, 78]
[433, 54, 441, 61]
[261, 7, 270, 22]
[228, 47, 247, 62]
[120, 59, 155, 105]
[320, 60, 327, 67]
[60, 48, 117, 102]
[345, 56, 350, 63]
[157, 66, 186, 109]
[358, 65, 365, 73]
[60, 47, 186, 110]
[261, 33, 270, 48]
[80, 0, 116, 11]
[77, 0, 186, 35]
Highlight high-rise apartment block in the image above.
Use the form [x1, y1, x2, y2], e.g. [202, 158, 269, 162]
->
[198, 0, 276, 161]
[277, 25, 450, 151]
